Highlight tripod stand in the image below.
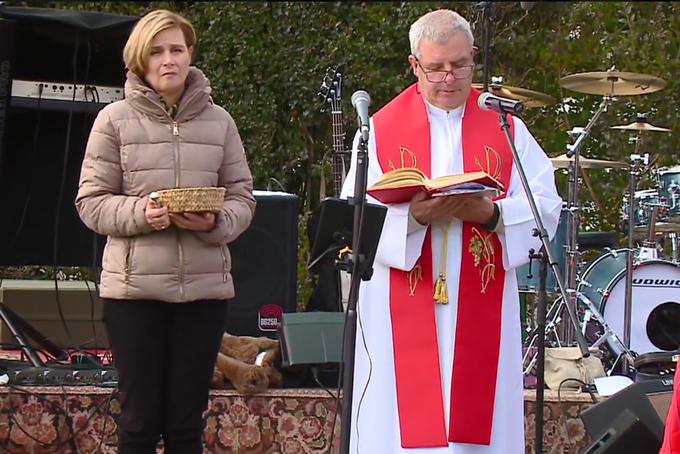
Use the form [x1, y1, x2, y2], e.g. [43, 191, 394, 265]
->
[0, 301, 67, 367]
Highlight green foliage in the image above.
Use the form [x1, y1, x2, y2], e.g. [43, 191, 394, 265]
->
[16, 2, 680, 305]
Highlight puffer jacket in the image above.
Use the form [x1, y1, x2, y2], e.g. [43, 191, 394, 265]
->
[75, 67, 256, 302]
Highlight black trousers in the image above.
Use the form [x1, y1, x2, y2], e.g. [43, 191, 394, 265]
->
[103, 298, 228, 454]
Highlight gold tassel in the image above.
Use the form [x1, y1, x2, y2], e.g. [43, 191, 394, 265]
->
[434, 273, 448, 304]
[433, 222, 451, 305]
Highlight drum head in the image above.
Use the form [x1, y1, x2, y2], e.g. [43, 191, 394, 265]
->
[601, 260, 680, 355]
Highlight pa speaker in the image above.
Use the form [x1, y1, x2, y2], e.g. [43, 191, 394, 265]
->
[225, 191, 298, 338]
[581, 380, 670, 453]
[583, 408, 661, 454]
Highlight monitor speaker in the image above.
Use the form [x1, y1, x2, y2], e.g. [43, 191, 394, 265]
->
[581, 379, 673, 453]
[225, 191, 299, 338]
[583, 408, 662, 454]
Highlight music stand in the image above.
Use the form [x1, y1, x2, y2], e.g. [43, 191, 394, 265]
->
[308, 197, 386, 280]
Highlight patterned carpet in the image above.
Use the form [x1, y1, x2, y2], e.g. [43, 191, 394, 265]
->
[0, 386, 595, 453]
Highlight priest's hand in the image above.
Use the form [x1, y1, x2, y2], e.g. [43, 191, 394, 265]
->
[410, 192, 495, 225]
[169, 212, 216, 232]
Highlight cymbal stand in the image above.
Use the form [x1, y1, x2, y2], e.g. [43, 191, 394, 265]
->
[561, 95, 613, 344]
[622, 142, 649, 374]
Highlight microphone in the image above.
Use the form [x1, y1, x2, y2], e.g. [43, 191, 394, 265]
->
[478, 92, 525, 115]
[520, 2, 536, 10]
[351, 90, 371, 141]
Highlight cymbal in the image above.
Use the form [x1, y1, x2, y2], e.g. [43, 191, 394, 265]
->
[559, 70, 666, 96]
[550, 153, 627, 169]
[610, 120, 671, 132]
[473, 83, 555, 108]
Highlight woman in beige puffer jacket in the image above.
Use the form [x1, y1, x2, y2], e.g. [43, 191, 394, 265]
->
[75, 9, 255, 454]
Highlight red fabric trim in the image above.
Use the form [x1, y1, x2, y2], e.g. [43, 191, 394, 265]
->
[448, 90, 513, 444]
[373, 84, 514, 447]
[375, 83, 448, 447]
[660, 367, 680, 453]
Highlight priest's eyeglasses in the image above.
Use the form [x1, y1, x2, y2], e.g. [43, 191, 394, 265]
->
[416, 60, 474, 83]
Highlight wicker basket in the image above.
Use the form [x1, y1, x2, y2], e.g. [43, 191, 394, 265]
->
[154, 187, 226, 213]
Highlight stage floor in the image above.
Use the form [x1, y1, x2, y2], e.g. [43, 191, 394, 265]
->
[0, 386, 595, 453]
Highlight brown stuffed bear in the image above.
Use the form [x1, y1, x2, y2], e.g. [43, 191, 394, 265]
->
[211, 332, 284, 395]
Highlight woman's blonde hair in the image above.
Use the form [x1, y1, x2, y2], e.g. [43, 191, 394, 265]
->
[123, 9, 196, 77]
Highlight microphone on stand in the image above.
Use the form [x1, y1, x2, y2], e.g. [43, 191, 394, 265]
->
[478, 92, 525, 115]
[351, 90, 371, 141]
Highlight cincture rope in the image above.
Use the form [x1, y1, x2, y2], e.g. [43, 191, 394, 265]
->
[433, 222, 451, 304]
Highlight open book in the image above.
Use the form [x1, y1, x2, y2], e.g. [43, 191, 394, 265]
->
[367, 167, 504, 204]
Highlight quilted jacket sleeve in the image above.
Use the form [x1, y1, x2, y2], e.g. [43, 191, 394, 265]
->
[75, 107, 154, 238]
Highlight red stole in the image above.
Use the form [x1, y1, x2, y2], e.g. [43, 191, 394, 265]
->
[372, 84, 514, 447]
[660, 366, 680, 453]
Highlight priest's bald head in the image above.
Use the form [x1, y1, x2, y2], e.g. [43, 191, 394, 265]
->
[407, 10, 476, 111]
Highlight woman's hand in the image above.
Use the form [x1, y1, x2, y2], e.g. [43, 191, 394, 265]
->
[145, 197, 171, 230]
[169, 212, 216, 232]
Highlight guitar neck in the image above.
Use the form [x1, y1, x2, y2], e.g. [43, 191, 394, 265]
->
[331, 104, 347, 195]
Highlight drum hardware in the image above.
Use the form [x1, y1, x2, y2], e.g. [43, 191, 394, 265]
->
[621, 151, 649, 373]
[634, 351, 677, 381]
[524, 69, 669, 377]
[555, 91, 615, 344]
[523, 288, 636, 376]
[668, 232, 679, 263]
[472, 78, 556, 108]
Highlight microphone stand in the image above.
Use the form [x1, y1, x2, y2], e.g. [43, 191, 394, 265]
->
[339, 128, 371, 454]
[533, 245, 548, 454]
[478, 1, 493, 92]
[496, 111, 590, 454]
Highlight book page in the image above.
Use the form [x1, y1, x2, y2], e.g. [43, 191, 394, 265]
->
[369, 167, 427, 188]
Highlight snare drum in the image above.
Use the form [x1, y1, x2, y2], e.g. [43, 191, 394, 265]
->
[657, 166, 680, 221]
[578, 249, 680, 356]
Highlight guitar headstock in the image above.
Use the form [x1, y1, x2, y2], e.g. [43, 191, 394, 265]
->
[318, 63, 345, 110]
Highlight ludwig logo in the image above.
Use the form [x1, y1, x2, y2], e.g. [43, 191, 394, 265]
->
[258, 304, 283, 332]
[633, 278, 680, 288]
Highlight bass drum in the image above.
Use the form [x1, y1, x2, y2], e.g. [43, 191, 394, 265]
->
[578, 249, 680, 356]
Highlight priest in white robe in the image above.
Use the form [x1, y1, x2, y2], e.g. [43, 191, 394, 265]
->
[340, 8, 563, 454]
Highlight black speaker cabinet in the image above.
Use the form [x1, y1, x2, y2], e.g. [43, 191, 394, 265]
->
[225, 191, 299, 338]
[0, 7, 136, 267]
[581, 379, 670, 453]
[583, 408, 662, 454]
[0, 18, 15, 162]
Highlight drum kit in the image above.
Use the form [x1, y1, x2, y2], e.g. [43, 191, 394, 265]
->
[491, 68, 680, 378]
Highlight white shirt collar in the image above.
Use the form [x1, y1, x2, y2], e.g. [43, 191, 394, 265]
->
[424, 99, 466, 122]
